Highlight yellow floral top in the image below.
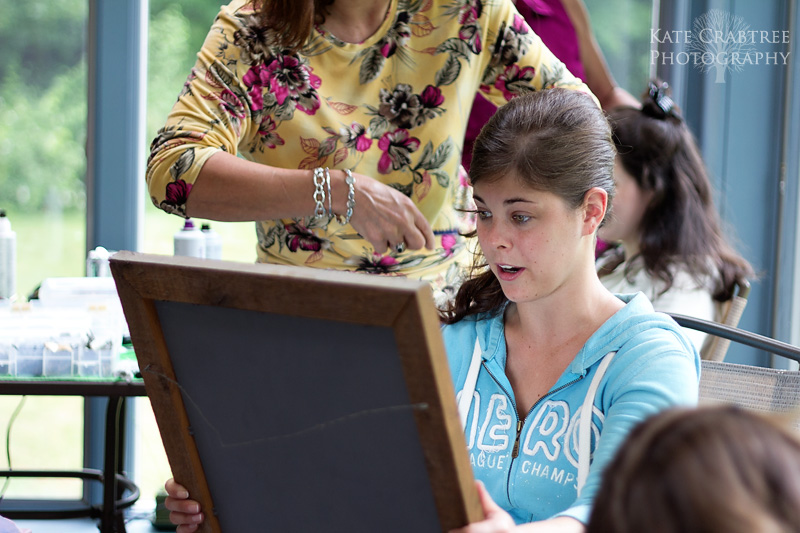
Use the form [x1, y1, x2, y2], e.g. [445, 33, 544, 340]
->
[146, 0, 590, 298]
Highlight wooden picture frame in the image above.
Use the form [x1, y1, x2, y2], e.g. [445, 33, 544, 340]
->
[110, 251, 481, 532]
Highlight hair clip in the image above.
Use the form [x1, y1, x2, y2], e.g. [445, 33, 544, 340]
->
[643, 81, 681, 120]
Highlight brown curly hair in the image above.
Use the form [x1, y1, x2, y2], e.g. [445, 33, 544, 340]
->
[251, 0, 334, 53]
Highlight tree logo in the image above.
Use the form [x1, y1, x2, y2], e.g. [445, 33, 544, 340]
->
[688, 10, 756, 83]
[650, 10, 790, 84]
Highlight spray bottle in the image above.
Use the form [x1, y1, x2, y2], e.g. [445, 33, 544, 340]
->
[201, 223, 223, 260]
[0, 210, 16, 300]
[173, 218, 206, 258]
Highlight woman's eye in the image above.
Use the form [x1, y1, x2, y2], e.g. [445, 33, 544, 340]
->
[476, 210, 492, 220]
[512, 214, 531, 223]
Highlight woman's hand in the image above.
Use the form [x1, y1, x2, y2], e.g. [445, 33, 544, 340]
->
[164, 478, 205, 533]
[450, 481, 517, 533]
[449, 482, 587, 533]
[346, 171, 436, 253]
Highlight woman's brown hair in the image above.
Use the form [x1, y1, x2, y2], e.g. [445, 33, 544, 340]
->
[587, 405, 800, 533]
[604, 82, 754, 301]
[251, 0, 334, 53]
[440, 88, 616, 324]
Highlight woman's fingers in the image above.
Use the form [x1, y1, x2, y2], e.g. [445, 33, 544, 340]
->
[165, 478, 189, 499]
[165, 496, 202, 515]
[350, 176, 435, 253]
[169, 508, 204, 528]
[164, 478, 204, 527]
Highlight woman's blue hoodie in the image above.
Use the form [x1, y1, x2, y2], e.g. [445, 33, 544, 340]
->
[442, 293, 701, 524]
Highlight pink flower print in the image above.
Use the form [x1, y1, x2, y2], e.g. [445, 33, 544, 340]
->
[242, 64, 267, 111]
[458, 0, 482, 25]
[379, 84, 422, 129]
[265, 55, 321, 108]
[441, 233, 457, 257]
[165, 179, 192, 206]
[356, 133, 373, 152]
[417, 85, 446, 124]
[257, 115, 285, 149]
[458, 24, 482, 54]
[420, 85, 444, 108]
[341, 122, 373, 152]
[284, 223, 323, 252]
[458, 165, 469, 187]
[378, 11, 411, 58]
[377, 129, 421, 174]
[511, 14, 530, 35]
[380, 41, 396, 58]
[494, 64, 536, 100]
[377, 254, 399, 268]
[219, 89, 245, 119]
[354, 253, 402, 274]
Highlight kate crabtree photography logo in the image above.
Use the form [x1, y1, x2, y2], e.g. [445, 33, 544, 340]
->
[651, 9, 791, 83]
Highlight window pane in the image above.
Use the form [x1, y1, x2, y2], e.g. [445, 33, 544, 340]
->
[0, 0, 88, 501]
[142, 0, 256, 264]
[0, 396, 84, 499]
[135, 0, 261, 507]
[584, 0, 654, 95]
[0, 0, 88, 299]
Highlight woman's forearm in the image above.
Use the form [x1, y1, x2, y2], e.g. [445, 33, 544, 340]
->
[184, 151, 347, 222]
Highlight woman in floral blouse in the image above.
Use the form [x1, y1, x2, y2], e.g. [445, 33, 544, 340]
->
[147, 0, 591, 303]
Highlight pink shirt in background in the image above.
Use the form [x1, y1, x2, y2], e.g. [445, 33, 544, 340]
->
[462, 0, 585, 170]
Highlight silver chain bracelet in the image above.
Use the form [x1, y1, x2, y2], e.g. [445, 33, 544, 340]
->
[325, 167, 333, 219]
[312, 167, 327, 220]
[344, 169, 356, 225]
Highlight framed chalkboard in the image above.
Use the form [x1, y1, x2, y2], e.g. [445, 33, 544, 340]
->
[110, 251, 481, 532]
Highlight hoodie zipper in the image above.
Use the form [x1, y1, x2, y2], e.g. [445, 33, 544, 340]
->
[481, 363, 585, 503]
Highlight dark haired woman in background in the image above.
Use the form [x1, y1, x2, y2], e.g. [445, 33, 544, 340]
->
[597, 82, 754, 351]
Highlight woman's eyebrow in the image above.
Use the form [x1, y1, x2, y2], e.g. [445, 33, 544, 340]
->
[503, 197, 536, 206]
[472, 194, 536, 206]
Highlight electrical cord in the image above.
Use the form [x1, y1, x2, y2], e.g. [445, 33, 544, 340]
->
[0, 395, 27, 504]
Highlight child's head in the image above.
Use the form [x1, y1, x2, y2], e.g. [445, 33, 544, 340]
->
[600, 82, 711, 252]
[599, 81, 753, 300]
[441, 89, 615, 322]
[588, 405, 800, 533]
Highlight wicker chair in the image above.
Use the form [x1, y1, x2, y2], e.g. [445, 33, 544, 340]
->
[698, 279, 751, 362]
[670, 313, 800, 429]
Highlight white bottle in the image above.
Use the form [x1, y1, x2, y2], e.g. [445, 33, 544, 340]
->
[173, 219, 206, 258]
[0, 210, 16, 300]
[201, 223, 223, 260]
[86, 246, 112, 277]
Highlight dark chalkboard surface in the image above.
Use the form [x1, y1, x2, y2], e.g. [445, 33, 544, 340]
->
[110, 251, 481, 533]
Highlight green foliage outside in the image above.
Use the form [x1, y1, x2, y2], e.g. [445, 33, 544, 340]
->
[0, 0, 88, 211]
[0, 0, 233, 504]
[0, 0, 255, 299]
[0, 0, 221, 213]
[584, 0, 654, 96]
